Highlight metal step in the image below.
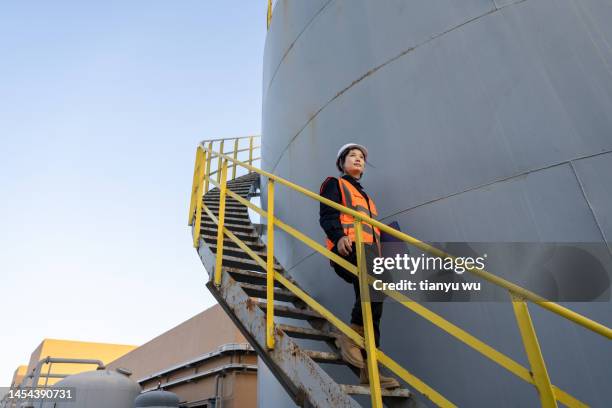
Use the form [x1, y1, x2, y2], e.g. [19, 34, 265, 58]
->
[223, 268, 284, 288]
[303, 350, 345, 365]
[238, 283, 297, 302]
[208, 241, 267, 256]
[340, 384, 411, 398]
[218, 255, 282, 273]
[201, 227, 258, 239]
[202, 213, 251, 225]
[202, 208, 250, 219]
[201, 217, 253, 228]
[207, 184, 251, 191]
[205, 238, 264, 252]
[210, 246, 263, 258]
[219, 253, 281, 268]
[256, 301, 323, 321]
[205, 188, 252, 196]
[203, 202, 246, 210]
[201, 220, 254, 234]
[210, 247, 274, 264]
[277, 324, 338, 342]
[203, 197, 249, 207]
[204, 190, 251, 198]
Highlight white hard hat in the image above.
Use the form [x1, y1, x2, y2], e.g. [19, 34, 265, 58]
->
[336, 143, 368, 172]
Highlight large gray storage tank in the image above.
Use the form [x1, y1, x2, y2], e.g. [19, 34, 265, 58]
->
[42, 369, 141, 408]
[261, 1, 612, 407]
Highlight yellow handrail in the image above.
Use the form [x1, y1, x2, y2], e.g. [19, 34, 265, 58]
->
[189, 136, 608, 407]
[195, 143, 612, 340]
[267, 0, 273, 29]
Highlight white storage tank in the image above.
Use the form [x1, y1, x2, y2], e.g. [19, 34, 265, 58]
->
[42, 369, 141, 408]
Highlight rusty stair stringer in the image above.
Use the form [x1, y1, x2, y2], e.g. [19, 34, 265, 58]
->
[206, 270, 360, 408]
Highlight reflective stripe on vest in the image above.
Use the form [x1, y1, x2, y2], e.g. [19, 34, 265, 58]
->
[325, 178, 381, 250]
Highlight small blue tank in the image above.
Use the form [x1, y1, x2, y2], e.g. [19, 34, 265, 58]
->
[134, 390, 180, 408]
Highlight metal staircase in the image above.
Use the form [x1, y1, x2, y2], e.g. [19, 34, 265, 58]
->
[189, 136, 611, 408]
[196, 172, 415, 408]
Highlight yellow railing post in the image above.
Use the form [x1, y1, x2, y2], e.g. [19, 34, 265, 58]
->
[267, 0, 272, 29]
[214, 159, 229, 286]
[188, 148, 203, 225]
[217, 140, 225, 184]
[248, 136, 254, 168]
[192, 149, 207, 247]
[355, 222, 383, 408]
[232, 138, 239, 180]
[266, 179, 276, 350]
[511, 293, 557, 408]
[204, 141, 213, 194]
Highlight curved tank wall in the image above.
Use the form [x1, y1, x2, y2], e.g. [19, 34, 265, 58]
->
[261, 1, 612, 407]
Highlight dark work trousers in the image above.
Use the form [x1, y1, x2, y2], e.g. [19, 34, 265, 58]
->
[332, 242, 386, 347]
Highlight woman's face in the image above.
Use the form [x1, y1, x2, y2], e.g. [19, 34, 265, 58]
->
[343, 148, 365, 178]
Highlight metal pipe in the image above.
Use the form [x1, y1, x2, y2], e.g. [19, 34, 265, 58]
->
[214, 373, 224, 408]
[29, 357, 104, 389]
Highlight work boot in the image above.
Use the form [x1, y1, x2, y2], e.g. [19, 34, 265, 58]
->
[335, 324, 364, 368]
[360, 365, 401, 389]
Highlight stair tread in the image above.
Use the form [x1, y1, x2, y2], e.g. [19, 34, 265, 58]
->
[206, 238, 264, 250]
[339, 384, 411, 398]
[256, 300, 322, 320]
[210, 247, 270, 260]
[203, 196, 248, 201]
[303, 350, 345, 365]
[202, 213, 251, 223]
[238, 283, 296, 301]
[201, 219, 254, 230]
[201, 228, 259, 239]
[223, 268, 283, 287]
[277, 324, 337, 341]
[220, 253, 281, 267]
[203, 202, 247, 209]
[209, 243, 268, 256]
[223, 267, 297, 287]
[203, 198, 249, 206]
[206, 187, 252, 194]
[212, 188, 252, 194]
[202, 211, 249, 218]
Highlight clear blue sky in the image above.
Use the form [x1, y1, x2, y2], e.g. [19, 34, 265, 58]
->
[0, 1, 267, 383]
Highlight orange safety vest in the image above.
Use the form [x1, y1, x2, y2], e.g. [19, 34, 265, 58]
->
[324, 177, 381, 251]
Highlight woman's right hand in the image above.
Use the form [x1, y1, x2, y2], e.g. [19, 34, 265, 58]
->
[337, 236, 352, 256]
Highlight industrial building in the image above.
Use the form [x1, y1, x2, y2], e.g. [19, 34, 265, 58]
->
[4, 305, 257, 408]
